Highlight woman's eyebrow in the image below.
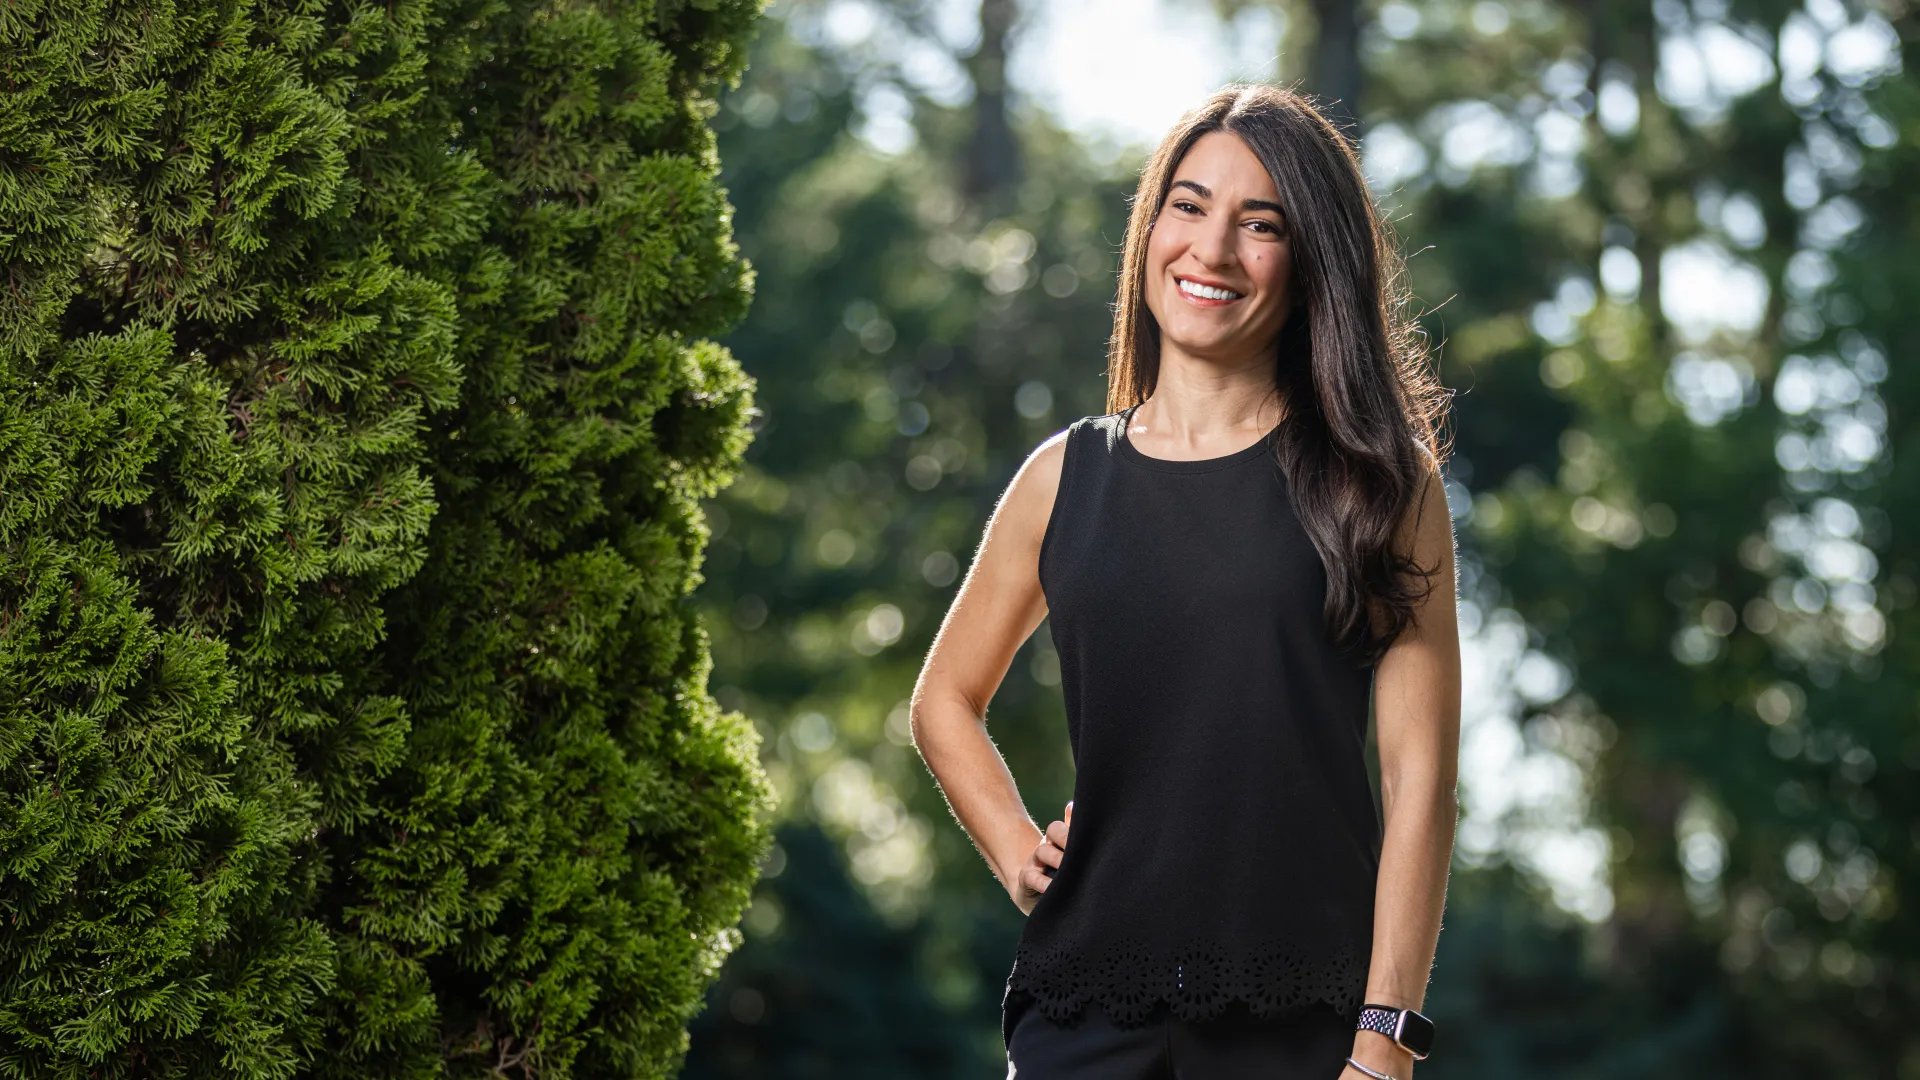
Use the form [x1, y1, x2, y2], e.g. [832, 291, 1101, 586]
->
[1170, 179, 1286, 218]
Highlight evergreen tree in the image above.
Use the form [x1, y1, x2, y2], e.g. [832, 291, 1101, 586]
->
[328, 1, 773, 1074]
[0, 0, 770, 1076]
[1, 2, 458, 1072]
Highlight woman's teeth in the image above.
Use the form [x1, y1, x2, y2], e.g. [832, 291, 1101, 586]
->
[1179, 278, 1243, 301]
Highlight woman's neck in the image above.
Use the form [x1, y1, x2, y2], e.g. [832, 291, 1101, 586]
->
[1138, 340, 1288, 439]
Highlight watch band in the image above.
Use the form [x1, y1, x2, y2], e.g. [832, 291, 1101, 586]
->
[1355, 1002, 1434, 1060]
[1354, 1005, 1400, 1040]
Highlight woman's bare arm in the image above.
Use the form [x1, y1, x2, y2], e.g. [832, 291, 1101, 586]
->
[1349, 457, 1462, 1078]
[910, 429, 1070, 914]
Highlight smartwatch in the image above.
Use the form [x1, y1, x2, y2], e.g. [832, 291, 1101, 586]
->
[1355, 1002, 1435, 1060]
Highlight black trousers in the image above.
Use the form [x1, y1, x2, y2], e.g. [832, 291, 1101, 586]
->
[1003, 989, 1353, 1079]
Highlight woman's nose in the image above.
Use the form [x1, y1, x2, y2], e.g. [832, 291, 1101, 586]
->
[1187, 219, 1236, 268]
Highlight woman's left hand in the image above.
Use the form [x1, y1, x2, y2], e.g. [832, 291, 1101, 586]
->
[1011, 801, 1072, 914]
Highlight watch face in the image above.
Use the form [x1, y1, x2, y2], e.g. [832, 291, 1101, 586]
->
[1397, 1009, 1435, 1057]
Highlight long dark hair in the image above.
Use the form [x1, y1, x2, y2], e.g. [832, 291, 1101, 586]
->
[1107, 83, 1451, 663]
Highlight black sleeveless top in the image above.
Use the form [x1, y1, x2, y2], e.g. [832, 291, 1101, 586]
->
[1005, 406, 1381, 1027]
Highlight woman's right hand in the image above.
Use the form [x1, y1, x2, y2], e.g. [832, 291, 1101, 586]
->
[1013, 801, 1072, 914]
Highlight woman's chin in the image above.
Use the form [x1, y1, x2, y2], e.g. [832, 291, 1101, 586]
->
[1161, 328, 1254, 361]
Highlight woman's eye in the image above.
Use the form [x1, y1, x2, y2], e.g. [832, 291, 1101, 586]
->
[1173, 200, 1200, 213]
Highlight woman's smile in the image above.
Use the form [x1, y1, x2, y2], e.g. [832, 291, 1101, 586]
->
[1175, 275, 1246, 305]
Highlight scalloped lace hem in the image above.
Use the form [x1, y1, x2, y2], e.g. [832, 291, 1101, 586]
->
[1007, 937, 1367, 1026]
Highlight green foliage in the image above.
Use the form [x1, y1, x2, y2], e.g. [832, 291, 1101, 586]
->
[1455, 7, 1920, 1074]
[1326, 1, 1920, 1073]
[0, 0, 770, 1076]
[1415, 862, 1785, 1080]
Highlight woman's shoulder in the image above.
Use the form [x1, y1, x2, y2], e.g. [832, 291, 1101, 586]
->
[988, 412, 1127, 556]
[1008, 411, 1127, 494]
[1044, 412, 1131, 462]
[1003, 413, 1111, 510]
[1057, 410, 1127, 447]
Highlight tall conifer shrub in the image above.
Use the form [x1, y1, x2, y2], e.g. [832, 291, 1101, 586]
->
[0, 1, 769, 1076]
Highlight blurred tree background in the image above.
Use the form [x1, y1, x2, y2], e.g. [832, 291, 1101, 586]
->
[679, 0, 1917, 1077]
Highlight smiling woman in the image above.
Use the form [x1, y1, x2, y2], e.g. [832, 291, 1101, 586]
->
[909, 83, 1459, 1080]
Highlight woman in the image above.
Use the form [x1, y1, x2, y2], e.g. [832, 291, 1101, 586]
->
[909, 83, 1460, 1079]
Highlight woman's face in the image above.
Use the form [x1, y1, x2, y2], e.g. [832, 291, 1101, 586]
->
[1142, 130, 1295, 364]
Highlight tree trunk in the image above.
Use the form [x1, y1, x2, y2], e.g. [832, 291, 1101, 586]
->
[965, 0, 1023, 203]
[1309, 0, 1363, 143]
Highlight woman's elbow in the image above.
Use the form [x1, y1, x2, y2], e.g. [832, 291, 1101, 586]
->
[907, 683, 977, 755]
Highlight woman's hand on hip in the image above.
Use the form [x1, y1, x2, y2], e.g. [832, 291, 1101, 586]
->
[1012, 801, 1071, 914]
